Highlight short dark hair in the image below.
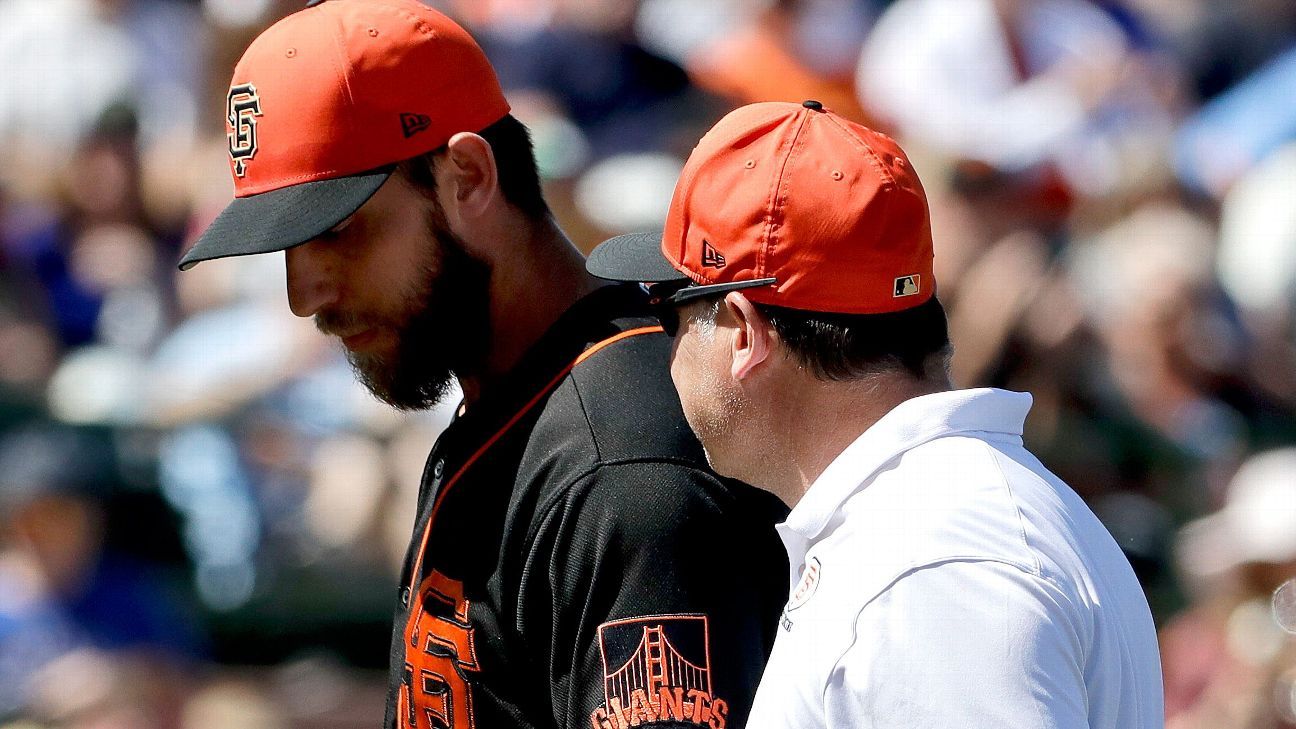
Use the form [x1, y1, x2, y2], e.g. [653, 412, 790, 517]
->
[396, 114, 550, 220]
[758, 296, 952, 381]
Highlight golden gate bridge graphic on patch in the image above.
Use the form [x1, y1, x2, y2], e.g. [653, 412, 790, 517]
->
[590, 614, 728, 728]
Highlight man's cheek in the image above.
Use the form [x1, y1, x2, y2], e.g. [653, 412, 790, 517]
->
[670, 373, 705, 440]
[668, 358, 694, 416]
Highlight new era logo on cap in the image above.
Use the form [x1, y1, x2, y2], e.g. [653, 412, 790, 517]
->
[894, 275, 921, 297]
[401, 112, 431, 139]
[702, 240, 726, 269]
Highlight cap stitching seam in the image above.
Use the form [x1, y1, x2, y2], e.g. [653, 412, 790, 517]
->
[761, 111, 813, 278]
[393, 7, 436, 36]
[664, 252, 707, 286]
[664, 139, 707, 284]
[822, 116, 901, 280]
[823, 114, 895, 189]
[328, 9, 358, 139]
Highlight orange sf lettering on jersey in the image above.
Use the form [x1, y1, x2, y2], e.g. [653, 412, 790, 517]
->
[400, 570, 480, 729]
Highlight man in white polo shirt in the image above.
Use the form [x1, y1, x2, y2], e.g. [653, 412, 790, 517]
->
[587, 100, 1164, 727]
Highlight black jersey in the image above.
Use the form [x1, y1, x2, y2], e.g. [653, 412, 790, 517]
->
[383, 284, 789, 729]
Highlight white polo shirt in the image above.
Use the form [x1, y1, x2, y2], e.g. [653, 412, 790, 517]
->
[747, 388, 1163, 728]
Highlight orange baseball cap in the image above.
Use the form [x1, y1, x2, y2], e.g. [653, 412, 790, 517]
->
[587, 101, 934, 314]
[178, 0, 510, 270]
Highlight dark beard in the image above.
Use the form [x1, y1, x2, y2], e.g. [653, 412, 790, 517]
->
[329, 218, 492, 411]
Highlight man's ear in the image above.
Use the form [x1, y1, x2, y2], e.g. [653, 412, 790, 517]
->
[725, 292, 773, 380]
[438, 132, 499, 223]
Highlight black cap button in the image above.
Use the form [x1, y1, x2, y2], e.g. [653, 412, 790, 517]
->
[802, 100, 824, 111]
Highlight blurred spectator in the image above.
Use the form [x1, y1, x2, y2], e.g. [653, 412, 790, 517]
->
[641, 0, 876, 123]
[1175, 47, 1296, 197]
[0, 0, 205, 194]
[1162, 448, 1296, 728]
[1, 104, 173, 357]
[1121, 0, 1296, 103]
[1215, 144, 1296, 422]
[858, 0, 1178, 218]
[0, 424, 202, 720]
[456, 0, 696, 158]
[1069, 202, 1249, 500]
[1217, 144, 1296, 325]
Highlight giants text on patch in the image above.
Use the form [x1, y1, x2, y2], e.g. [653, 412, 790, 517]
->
[589, 615, 728, 729]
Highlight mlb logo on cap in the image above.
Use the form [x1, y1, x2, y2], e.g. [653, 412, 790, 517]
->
[894, 275, 921, 298]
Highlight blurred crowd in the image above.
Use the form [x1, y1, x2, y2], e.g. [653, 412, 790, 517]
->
[1, 0, 1295, 726]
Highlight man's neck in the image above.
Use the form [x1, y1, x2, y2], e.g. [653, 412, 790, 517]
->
[759, 374, 949, 508]
[458, 218, 605, 404]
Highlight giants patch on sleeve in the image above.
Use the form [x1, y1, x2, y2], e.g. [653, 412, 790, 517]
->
[589, 614, 728, 729]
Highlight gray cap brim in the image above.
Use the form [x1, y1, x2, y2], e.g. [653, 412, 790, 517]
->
[586, 231, 689, 284]
[587, 231, 777, 301]
[178, 168, 392, 270]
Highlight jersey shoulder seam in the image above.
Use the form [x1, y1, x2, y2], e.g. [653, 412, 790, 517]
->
[520, 457, 721, 559]
[558, 329, 661, 463]
[975, 438, 1044, 577]
[563, 370, 601, 463]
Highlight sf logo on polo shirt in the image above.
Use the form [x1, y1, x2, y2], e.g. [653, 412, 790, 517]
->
[590, 615, 728, 728]
[226, 83, 263, 177]
[780, 556, 821, 632]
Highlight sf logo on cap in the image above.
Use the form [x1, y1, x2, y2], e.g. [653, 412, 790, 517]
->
[227, 83, 263, 177]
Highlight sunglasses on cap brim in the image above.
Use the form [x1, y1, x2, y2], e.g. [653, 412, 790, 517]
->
[645, 277, 777, 337]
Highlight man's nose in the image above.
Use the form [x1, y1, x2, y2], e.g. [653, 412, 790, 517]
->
[284, 242, 337, 318]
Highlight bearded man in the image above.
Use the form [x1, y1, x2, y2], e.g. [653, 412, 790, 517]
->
[179, 3, 787, 728]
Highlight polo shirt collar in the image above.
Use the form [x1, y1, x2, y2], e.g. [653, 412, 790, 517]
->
[777, 388, 1033, 563]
